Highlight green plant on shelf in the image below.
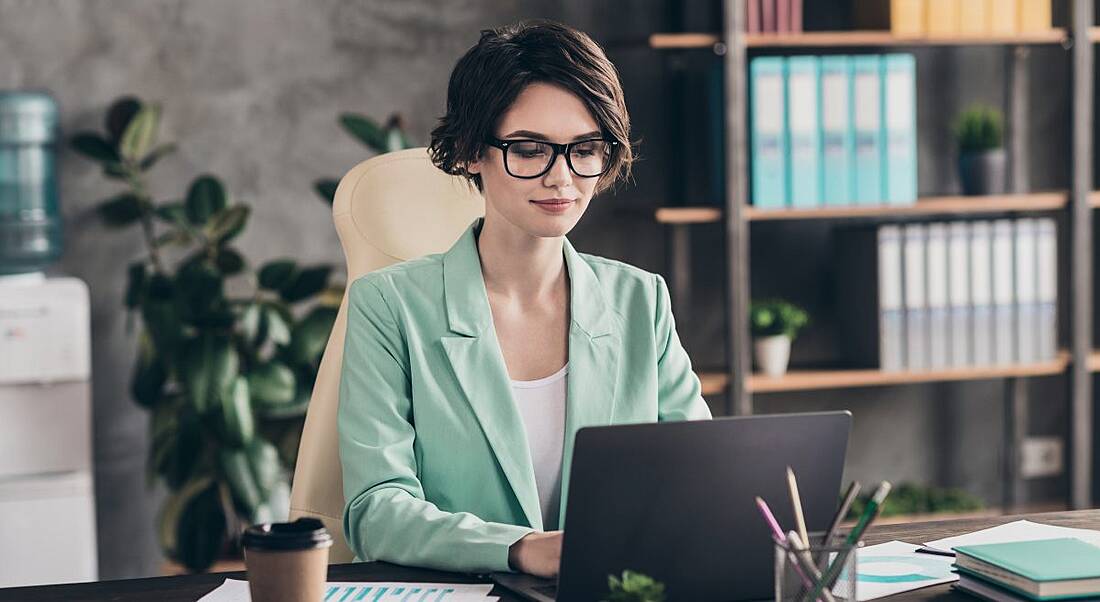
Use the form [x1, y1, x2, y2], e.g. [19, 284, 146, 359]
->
[71, 96, 342, 572]
[846, 482, 984, 520]
[749, 299, 809, 340]
[604, 570, 667, 602]
[313, 112, 413, 203]
[954, 104, 1004, 154]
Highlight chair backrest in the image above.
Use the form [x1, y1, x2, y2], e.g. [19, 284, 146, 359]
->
[289, 148, 484, 562]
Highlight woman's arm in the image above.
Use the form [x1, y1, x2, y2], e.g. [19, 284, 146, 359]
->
[338, 276, 534, 573]
[653, 274, 713, 422]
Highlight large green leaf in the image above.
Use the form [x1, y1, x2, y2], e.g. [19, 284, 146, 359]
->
[280, 266, 331, 303]
[71, 132, 120, 163]
[256, 379, 311, 420]
[141, 274, 182, 355]
[175, 257, 225, 324]
[215, 247, 245, 275]
[220, 376, 254, 448]
[139, 143, 177, 171]
[314, 179, 338, 205]
[179, 334, 238, 415]
[120, 103, 160, 163]
[205, 205, 249, 244]
[150, 400, 203, 488]
[174, 482, 226, 572]
[154, 201, 189, 226]
[95, 193, 144, 227]
[131, 331, 167, 408]
[241, 302, 265, 346]
[157, 476, 214, 561]
[287, 306, 337, 366]
[248, 361, 296, 405]
[125, 262, 147, 309]
[339, 113, 387, 152]
[106, 96, 142, 144]
[220, 438, 284, 523]
[185, 175, 228, 226]
[258, 259, 298, 291]
[265, 303, 291, 346]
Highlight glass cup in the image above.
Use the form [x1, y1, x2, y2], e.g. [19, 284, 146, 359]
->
[774, 531, 860, 602]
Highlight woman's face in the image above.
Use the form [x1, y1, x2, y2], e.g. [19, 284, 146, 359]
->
[467, 82, 603, 240]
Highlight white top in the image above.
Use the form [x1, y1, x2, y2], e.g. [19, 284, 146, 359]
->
[510, 363, 568, 531]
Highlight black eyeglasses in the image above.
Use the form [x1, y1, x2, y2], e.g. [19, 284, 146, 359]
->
[485, 137, 618, 179]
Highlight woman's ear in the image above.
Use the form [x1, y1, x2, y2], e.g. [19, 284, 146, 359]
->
[465, 158, 482, 175]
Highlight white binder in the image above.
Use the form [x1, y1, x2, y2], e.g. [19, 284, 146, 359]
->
[991, 219, 1016, 365]
[970, 221, 995, 366]
[926, 223, 949, 369]
[1013, 219, 1038, 364]
[903, 224, 928, 371]
[947, 222, 971, 368]
[879, 225, 906, 371]
[1037, 218, 1058, 360]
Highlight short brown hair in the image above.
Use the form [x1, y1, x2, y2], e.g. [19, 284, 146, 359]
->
[429, 20, 633, 194]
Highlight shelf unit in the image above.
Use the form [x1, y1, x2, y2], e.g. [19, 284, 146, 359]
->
[655, 1, 1094, 509]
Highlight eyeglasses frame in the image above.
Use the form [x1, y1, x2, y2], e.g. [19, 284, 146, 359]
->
[484, 137, 618, 179]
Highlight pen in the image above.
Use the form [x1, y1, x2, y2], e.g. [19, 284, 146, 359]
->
[915, 546, 955, 557]
[755, 497, 815, 591]
[788, 531, 838, 602]
[817, 481, 861, 566]
[787, 467, 810, 548]
[801, 481, 892, 602]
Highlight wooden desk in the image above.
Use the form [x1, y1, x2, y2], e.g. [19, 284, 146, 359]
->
[5, 510, 1099, 601]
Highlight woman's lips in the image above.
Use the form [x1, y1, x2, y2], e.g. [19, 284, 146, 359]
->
[530, 198, 575, 213]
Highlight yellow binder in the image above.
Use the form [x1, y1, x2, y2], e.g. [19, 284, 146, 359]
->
[989, 0, 1020, 34]
[926, 0, 959, 36]
[1018, 0, 1051, 32]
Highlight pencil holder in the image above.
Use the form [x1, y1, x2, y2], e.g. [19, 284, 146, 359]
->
[774, 531, 859, 602]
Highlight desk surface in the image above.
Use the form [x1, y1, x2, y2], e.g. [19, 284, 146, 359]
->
[5, 509, 1100, 602]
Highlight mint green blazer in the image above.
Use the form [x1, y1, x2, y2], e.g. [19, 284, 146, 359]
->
[338, 218, 712, 574]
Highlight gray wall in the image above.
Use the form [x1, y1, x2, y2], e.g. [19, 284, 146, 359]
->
[0, 0, 1075, 580]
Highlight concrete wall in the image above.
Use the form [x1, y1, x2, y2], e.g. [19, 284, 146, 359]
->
[0, 0, 1074, 579]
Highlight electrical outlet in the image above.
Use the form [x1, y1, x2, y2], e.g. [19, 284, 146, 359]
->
[1020, 437, 1063, 479]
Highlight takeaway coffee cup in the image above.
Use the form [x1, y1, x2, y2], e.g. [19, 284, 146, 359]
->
[242, 517, 333, 602]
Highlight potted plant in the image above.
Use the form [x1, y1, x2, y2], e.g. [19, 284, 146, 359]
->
[71, 96, 342, 572]
[604, 570, 666, 602]
[313, 112, 413, 203]
[750, 299, 808, 377]
[954, 103, 1006, 196]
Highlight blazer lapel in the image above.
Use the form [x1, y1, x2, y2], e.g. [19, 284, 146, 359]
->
[439, 219, 542, 530]
[558, 237, 621, 528]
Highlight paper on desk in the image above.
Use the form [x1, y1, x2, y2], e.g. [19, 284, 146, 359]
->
[197, 578, 498, 601]
[831, 541, 957, 601]
[923, 519, 1100, 554]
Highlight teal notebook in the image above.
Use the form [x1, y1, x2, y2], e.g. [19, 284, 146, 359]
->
[955, 538, 1100, 600]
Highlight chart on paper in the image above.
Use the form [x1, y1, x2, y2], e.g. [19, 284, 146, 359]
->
[197, 579, 497, 602]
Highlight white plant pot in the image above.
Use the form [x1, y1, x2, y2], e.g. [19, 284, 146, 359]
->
[754, 335, 792, 377]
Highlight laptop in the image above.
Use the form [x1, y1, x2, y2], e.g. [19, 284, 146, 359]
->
[490, 411, 851, 601]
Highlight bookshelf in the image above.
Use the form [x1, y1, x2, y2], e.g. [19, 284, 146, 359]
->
[652, 1, 1095, 509]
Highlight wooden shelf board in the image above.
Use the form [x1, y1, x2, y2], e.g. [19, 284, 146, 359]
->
[655, 207, 723, 224]
[745, 192, 1068, 221]
[649, 30, 1067, 49]
[747, 352, 1070, 393]
[1089, 191, 1100, 208]
[1090, 27, 1100, 43]
[698, 371, 730, 397]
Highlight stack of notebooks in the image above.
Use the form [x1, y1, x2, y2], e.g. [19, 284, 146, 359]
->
[953, 538, 1100, 602]
[750, 54, 916, 210]
[854, 0, 1052, 37]
[835, 218, 1058, 372]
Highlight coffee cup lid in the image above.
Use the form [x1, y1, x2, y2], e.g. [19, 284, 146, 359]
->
[242, 517, 334, 552]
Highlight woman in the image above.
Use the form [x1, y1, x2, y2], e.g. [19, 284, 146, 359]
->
[338, 20, 711, 579]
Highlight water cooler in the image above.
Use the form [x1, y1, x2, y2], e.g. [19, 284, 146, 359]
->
[0, 92, 98, 585]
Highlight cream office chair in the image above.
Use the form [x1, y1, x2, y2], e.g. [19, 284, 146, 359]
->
[289, 148, 485, 562]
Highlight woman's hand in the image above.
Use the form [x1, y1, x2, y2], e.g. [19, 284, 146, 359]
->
[508, 531, 563, 578]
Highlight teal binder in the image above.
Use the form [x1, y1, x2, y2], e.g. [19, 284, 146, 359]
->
[750, 57, 787, 209]
[786, 56, 821, 208]
[852, 55, 883, 206]
[820, 55, 854, 207]
[882, 54, 917, 205]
